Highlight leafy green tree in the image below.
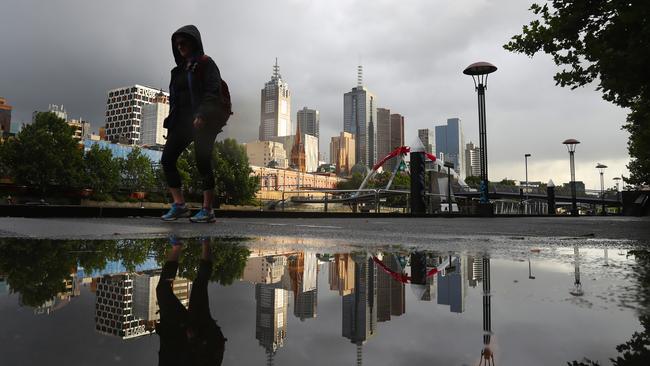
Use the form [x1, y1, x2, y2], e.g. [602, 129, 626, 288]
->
[504, 0, 650, 185]
[119, 147, 155, 192]
[336, 172, 365, 190]
[499, 178, 517, 186]
[464, 176, 481, 188]
[213, 138, 259, 205]
[3, 112, 83, 195]
[83, 144, 120, 198]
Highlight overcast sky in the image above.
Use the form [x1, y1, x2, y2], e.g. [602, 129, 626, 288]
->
[0, 0, 630, 189]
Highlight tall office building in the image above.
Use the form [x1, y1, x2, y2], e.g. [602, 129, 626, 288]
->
[417, 129, 435, 155]
[329, 253, 355, 296]
[375, 253, 405, 322]
[437, 256, 468, 313]
[95, 274, 153, 339]
[344, 66, 377, 168]
[255, 284, 289, 361]
[297, 107, 319, 140]
[133, 271, 191, 322]
[330, 132, 355, 176]
[388, 113, 405, 170]
[290, 251, 318, 321]
[245, 140, 288, 168]
[104, 85, 168, 145]
[259, 59, 292, 141]
[435, 118, 465, 178]
[465, 142, 481, 178]
[67, 118, 91, 140]
[342, 253, 377, 366]
[0, 97, 12, 135]
[140, 91, 170, 147]
[376, 108, 392, 164]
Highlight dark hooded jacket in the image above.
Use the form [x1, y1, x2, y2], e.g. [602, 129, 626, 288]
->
[164, 25, 226, 132]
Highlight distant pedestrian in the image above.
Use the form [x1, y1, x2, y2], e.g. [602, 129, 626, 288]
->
[161, 25, 232, 223]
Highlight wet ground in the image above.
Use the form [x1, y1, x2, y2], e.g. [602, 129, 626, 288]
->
[1, 229, 649, 365]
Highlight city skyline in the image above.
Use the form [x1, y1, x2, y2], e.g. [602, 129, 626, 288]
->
[0, 0, 631, 189]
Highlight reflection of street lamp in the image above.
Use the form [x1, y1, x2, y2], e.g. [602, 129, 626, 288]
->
[479, 257, 494, 366]
[596, 163, 608, 215]
[444, 161, 454, 213]
[464, 62, 497, 213]
[570, 246, 584, 296]
[562, 139, 580, 216]
[528, 258, 535, 279]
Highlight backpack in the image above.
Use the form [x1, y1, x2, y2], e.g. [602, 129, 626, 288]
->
[195, 55, 233, 118]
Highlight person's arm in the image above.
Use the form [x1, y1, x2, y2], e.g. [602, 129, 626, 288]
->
[194, 57, 222, 125]
[163, 70, 177, 129]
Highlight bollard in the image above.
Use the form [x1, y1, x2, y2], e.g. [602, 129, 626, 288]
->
[410, 151, 426, 214]
[324, 192, 328, 212]
[547, 180, 556, 215]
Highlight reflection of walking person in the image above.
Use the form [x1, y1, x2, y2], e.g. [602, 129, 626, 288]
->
[156, 238, 226, 366]
[161, 24, 232, 223]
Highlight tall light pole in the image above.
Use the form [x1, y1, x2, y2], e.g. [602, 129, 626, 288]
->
[444, 161, 454, 214]
[524, 154, 531, 201]
[613, 176, 622, 205]
[596, 163, 607, 215]
[464, 62, 497, 216]
[562, 139, 580, 216]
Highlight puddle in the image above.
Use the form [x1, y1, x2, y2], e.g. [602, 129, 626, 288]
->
[0, 238, 648, 365]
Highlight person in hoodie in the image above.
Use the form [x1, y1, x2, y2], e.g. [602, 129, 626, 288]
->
[156, 237, 226, 366]
[161, 25, 228, 223]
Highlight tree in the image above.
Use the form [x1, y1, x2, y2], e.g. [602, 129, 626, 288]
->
[119, 147, 155, 192]
[500, 178, 517, 186]
[83, 144, 120, 198]
[336, 172, 365, 191]
[504, 1, 650, 185]
[213, 138, 259, 205]
[3, 112, 83, 195]
[465, 175, 481, 188]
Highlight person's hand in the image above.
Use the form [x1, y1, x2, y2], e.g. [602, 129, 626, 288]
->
[193, 116, 205, 129]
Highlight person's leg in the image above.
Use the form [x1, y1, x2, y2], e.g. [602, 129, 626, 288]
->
[193, 127, 219, 209]
[156, 243, 187, 322]
[161, 128, 193, 204]
[188, 239, 213, 324]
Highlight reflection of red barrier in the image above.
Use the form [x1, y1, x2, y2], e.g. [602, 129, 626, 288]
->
[130, 191, 146, 200]
[372, 256, 443, 284]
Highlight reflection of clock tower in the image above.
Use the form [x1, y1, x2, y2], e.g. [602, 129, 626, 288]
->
[259, 58, 292, 141]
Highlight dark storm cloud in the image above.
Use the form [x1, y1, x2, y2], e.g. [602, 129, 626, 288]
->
[0, 0, 629, 188]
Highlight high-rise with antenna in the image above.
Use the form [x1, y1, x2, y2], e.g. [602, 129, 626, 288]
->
[344, 65, 377, 168]
[259, 58, 292, 141]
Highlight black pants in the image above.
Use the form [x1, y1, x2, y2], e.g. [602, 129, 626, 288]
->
[161, 125, 219, 191]
[156, 260, 213, 332]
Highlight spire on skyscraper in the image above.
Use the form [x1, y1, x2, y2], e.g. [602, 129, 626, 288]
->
[272, 58, 282, 81]
[357, 65, 363, 87]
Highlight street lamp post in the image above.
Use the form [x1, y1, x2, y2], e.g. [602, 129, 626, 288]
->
[562, 139, 581, 216]
[613, 176, 622, 205]
[464, 62, 497, 216]
[444, 161, 454, 214]
[596, 163, 608, 216]
[524, 153, 531, 202]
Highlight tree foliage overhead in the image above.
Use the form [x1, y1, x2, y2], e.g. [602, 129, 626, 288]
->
[83, 144, 120, 196]
[3, 112, 83, 193]
[504, 0, 650, 185]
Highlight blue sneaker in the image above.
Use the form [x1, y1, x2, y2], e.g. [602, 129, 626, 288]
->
[190, 208, 215, 223]
[161, 203, 190, 221]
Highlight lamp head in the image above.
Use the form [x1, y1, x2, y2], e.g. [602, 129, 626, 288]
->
[562, 138, 580, 152]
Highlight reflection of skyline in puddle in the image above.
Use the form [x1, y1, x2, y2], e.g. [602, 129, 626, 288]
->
[0, 238, 647, 365]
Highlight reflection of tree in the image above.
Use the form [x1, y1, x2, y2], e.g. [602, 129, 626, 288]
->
[0, 238, 250, 307]
[152, 238, 250, 285]
[569, 250, 650, 366]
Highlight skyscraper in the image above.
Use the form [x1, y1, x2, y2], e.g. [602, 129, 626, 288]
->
[255, 284, 288, 362]
[104, 85, 168, 145]
[417, 129, 435, 155]
[465, 142, 481, 178]
[376, 108, 392, 164]
[259, 59, 292, 141]
[388, 113, 405, 170]
[140, 91, 170, 147]
[330, 132, 356, 176]
[297, 107, 319, 139]
[95, 274, 153, 339]
[67, 118, 91, 140]
[0, 97, 12, 135]
[435, 118, 465, 178]
[344, 66, 377, 168]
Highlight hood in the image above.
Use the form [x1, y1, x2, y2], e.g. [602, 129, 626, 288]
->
[171, 25, 204, 65]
